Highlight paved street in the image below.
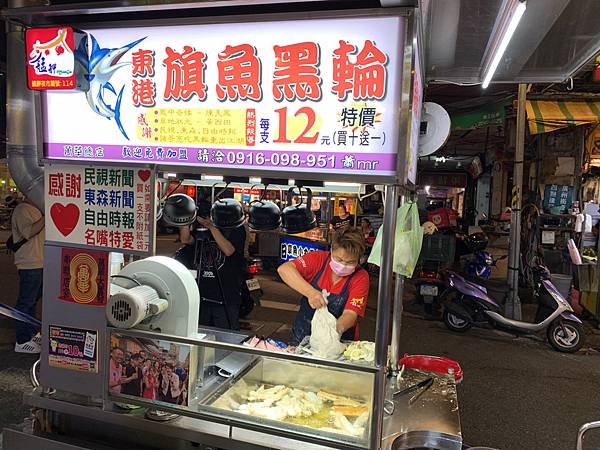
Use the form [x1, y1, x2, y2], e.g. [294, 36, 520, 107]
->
[0, 239, 599, 449]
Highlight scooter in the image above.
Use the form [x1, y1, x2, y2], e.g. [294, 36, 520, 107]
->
[240, 257, 263, 318]
[441, 265, 584, 353]
[413, 260, 446, 318]
[460, 232, 507, 280]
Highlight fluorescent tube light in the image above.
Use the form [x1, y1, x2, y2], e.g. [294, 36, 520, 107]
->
[324, 182, 361, 187]
[249, 177, 262, 183]
[482, 0, 526, 89]
[203, 175, 223, 181]
[165, 173, 177, 178]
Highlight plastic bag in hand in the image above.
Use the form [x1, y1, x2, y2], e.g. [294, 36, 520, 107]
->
[310, 291, 345, 359]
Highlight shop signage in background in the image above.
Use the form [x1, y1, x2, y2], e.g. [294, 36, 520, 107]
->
[451, 100, 508, 131]
[25, 27, 77, 90]
[543, 184, 573, 212]
[48, 325, 98, 373]
[234, 188, 261, 196]
[280, 236, 328, 262]
[42, 14, 408, 180]
[45, 164, 156, 255]
[419, 172, 467, 188]
[60, 248, 109, 307]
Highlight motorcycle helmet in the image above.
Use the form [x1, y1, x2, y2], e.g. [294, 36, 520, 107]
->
[281, 187, 317, 234]
[465, 232, 488, 252]
[161, 194, 197, 227]
[211, 198, 245, 229]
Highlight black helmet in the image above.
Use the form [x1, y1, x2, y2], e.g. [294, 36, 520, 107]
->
[162, 194, 197, 226]
[249, 199, 281, 231]
[281, 187, 316, 234]
[211, 198, 244, 229]
[465, 232, 488, 252]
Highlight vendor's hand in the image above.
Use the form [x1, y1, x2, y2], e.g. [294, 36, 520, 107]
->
[307, 290, 327, 309]
[197, 216, 214, 229]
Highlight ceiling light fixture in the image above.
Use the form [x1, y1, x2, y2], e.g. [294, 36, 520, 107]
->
[481, 0, 527, 89]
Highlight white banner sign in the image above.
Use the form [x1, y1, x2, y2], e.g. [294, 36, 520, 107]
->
[45, 164, 156, 255]
[42, 14, 407, 180]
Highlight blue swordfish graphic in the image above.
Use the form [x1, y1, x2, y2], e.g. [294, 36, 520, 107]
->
[75, 34, 146, 140]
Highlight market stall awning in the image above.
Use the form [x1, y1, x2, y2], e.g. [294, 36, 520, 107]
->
[525, 100, 600, 134]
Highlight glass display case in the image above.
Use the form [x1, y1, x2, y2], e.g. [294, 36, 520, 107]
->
[106, 327, 378, 449]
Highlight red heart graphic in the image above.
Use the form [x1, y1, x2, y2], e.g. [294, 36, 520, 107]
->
[138, 170, 151, 182]
[50, 203, 80, 237]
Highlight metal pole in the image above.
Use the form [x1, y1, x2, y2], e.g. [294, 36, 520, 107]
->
[390, 273, 405, 375]
[389, 194, 405, 375]
[370, 184, 398, 450]
[506, 83, 526, 320]
[576, 421, 600, 450]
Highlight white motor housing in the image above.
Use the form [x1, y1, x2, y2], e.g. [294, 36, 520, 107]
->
[107, 284, 168, 329]
[107, 256, 199, 337]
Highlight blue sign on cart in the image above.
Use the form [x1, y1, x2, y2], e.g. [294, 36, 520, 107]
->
[280, 236, 328, 262]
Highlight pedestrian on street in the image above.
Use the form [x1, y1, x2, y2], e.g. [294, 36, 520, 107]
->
[11, 196, 44, 354]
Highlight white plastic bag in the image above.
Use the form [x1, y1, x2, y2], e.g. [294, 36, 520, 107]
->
[310, 291, 345, 359]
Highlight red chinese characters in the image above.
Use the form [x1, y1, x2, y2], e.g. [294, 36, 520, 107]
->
[163, 46, 207, 101]
[216, 44, 261, 101]
[132, 79, 156, 107]
[48, 173, 64, 197]
[126, 39, 389, 105]
[132, 49, 156, 107]
[65, 173, 81, 198]
[332, 40, 388, 101]
[273, 42, 321, 101]
[132, 49, 155, 77]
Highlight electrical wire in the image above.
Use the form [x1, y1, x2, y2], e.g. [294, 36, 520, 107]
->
[162, 179, 183, 201]
[110, 275, 142, 287]
[428, 79, 483, 86]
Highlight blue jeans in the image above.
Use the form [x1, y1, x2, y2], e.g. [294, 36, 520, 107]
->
[15, 268, 43, 344]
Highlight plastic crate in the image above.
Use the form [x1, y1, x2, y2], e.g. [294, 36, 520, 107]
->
[419, 234, 456, 263]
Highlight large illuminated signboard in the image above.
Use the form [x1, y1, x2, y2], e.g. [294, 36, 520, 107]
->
[42, 13, 408, 180]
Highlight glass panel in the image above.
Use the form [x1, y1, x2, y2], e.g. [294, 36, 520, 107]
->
[108, 329, 375, 448]
[204, 353, 375, 447]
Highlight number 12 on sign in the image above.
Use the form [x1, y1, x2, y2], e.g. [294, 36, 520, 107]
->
[273, 107, 319, 144]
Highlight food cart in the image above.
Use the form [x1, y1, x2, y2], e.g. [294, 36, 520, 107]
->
[3, 3, 462, 450]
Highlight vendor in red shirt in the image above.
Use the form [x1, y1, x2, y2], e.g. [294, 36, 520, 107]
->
[278, 228, 369, 344]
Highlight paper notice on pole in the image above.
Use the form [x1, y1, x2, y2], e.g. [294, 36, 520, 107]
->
[542, 230, 555, 245]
